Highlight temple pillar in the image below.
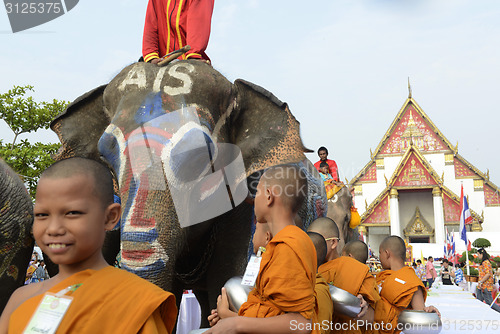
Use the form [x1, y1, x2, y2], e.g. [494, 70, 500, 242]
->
[433, 187, 445, 244]
[358, 225, 367, 243]
[389, 188, 401, 237]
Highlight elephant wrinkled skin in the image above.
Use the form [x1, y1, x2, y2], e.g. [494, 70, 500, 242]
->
[50, 60, 326, 324]
[0, 160, 34, 313]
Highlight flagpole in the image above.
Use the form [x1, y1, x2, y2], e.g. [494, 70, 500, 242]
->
[465, 246, 470, 291]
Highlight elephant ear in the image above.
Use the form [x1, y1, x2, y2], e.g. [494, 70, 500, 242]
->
[50, 85, 109, 161]
[231, 79, 310, 176]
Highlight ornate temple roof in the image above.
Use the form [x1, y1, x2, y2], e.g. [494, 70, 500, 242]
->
[360, 144, 483, 225]
[350, 95, 500, 207]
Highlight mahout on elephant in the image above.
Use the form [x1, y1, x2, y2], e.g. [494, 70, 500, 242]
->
[49, 60, 327, 326]
[0, 159, 34, 313]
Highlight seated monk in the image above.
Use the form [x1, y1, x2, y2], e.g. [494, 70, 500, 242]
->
[375, 236, 440, 334]
[207, 165, 318, 334]
[308, 231, 333, 334]
[0, 158, 177, 333]
[342, 240, 369, 264]
[208, 220, 273, 324]
[308, 217, 380, 334]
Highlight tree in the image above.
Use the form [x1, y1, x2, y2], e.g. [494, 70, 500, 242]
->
[472, 238, 491, 248]
[0, 85, 68, 199]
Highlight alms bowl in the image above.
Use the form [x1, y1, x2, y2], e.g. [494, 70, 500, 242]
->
[188, 329, 209, 334]
[398, 310, 442, 334]
[328, 284, 361, 318]
[224, 276, 253, 312]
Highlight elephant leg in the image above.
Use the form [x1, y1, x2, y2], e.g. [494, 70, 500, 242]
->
[102, 229, 121, 266]
[205, 202, 253, 314]
[193, 289, 210, 328]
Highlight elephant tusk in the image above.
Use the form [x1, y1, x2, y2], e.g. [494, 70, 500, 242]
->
[158, 45, 192, 67]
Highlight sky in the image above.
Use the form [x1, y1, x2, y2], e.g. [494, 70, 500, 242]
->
[1, 0, 499, 184]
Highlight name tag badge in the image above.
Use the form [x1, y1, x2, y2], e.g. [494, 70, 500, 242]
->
[241, 255, 262, 287]
[23, 293, 73, 334]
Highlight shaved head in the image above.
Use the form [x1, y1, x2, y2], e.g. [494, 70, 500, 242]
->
[260, 164, 307, 213]
[307, 217, 339, 239]
[41, 157, 114, 208]
[380, 236, 406, 261]
[343, 240, 368, 264]
[307, 231, 327, 268]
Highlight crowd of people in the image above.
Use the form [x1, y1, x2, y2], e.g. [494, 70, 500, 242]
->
[411, 252, 500, 313]
[24, 253, 49, 285]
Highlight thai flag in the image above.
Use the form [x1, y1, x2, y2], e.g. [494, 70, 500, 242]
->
[459, 184, 472, 245]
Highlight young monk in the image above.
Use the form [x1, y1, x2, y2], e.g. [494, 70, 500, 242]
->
[208, 221, 273, 325]
[307, 231, 333, 334]
[0, 158, 177, 333]
[342, 240, 369, 264]
[308, 217, 379, 334]
[375, 236, 440, 334]
[206, 164, 318, 334]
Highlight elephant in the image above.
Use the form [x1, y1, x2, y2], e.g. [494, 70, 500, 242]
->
[49, 60, 327, 326]
[0, 159, 34, 313]
[326, 184, 358, 251]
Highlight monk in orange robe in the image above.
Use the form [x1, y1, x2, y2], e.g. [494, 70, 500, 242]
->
[342, 240, 369, 264]
[308, 231, 333, 334]
[308, 217, 380, 334]
[374, 236, 440, 334]
[0, 158, 177, 333]
[207, 165, 318, 334]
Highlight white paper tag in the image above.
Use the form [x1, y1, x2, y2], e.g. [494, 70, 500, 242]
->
[23, 293, 73, 334]
[241, 255, 262, 286]
[395, 278, 406, 284]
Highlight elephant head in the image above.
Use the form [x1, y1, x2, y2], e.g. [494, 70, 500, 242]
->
[326, 185, 358, 251]
[50, 61, 326, 318]
[0, 159, 34, 313]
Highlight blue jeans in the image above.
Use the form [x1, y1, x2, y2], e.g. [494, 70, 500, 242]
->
[476, 288, 500, 313]
[426, 278, 434, 288]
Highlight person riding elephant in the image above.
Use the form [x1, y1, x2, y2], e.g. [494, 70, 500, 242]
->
[0, 159, 34, 313]
[49, 59, 327, 325]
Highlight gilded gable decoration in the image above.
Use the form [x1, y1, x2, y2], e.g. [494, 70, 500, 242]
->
[376, 100, 452, 156]
[484, 184, 500, 207]
[454, 157, 477, 179]
[444, 153, 454, 165]
[361, 193, 390, 226]
[403, 207, 434, 240]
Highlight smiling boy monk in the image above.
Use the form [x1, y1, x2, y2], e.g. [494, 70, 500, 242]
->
[0, 158, 177, 334]
[308, 217, 379, 334]
[207, 164, 318, 334]
[375, 236, 440, 334]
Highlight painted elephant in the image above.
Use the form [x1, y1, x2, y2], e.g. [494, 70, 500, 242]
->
[49, 60, 326, 325]
[326, 184, 358, 251]
[0, 159, 34, 313]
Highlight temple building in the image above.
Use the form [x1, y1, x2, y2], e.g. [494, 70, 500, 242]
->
[350, 89, 500, 257]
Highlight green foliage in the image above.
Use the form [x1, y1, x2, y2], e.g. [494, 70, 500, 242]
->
[472, 238, 491, 248]
[468, 267, 479, 276]
[492, 261, 498, 269]
[492, 256, 500, 263]
[473, 256, 481, 264]
[459, 251, 474, 263]
[0, 85, 67, 199]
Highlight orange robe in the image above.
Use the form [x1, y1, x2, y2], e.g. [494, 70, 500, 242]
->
[374, 267, 427, 334]
[9, 266, 177, 333]
[315, 273, 333, 334]
[318, 256, 380, 334]
[239, 225, 319, 332]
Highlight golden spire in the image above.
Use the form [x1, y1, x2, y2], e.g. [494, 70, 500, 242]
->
[408, 77, 412, 98]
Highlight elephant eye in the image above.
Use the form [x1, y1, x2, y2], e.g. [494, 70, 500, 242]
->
[99, 126, 123, 175]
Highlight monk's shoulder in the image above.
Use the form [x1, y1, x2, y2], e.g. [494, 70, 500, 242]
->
[0, 281, 46, 328]
[104, 267, 168, 295]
